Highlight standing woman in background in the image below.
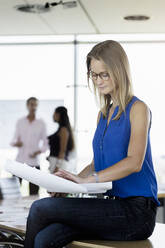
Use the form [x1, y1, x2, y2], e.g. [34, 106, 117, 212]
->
[25, 40, 159, 248]
[47, 106, 75, 173]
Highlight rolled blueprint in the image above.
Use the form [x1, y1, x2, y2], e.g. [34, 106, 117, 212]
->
[5, 160, 112, 194]
[5, 160, 87, 193]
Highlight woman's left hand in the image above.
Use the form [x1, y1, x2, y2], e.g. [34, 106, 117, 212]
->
[54, 169, 88, 184]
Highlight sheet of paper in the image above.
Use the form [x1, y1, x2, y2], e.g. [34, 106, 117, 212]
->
[5, 160, 87, 193]
[4, 160, 112, 194]
[80, 182, 112, 193]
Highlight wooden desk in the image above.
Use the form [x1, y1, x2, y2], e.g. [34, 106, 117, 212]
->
[68, 223, 165, 248]
[0, 196, 165, 248]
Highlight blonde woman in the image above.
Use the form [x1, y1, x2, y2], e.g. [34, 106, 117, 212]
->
[24, 41, 159, 248]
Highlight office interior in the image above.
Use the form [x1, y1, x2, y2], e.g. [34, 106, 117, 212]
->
[0, 0, 165, 223]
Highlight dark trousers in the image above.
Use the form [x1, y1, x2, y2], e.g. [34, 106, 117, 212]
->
[19, 166, 40, 195]
[24, 196, 157, 248]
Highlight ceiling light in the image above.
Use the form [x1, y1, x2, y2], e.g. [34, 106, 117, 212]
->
[124, 15, 150, 21]
[15, 1, 77, 14]
[45, 1, 77, 9]
[15, 4, 50, 13]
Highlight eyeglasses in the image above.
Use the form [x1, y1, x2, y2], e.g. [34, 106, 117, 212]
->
[88, 71, 110, 81]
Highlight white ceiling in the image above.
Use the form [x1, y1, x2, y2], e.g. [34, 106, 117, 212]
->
[0, 0, 165, 36]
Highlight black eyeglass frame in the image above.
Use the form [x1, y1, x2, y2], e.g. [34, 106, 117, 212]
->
[87, 71, 110, 81]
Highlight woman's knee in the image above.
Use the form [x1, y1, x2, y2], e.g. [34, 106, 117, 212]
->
[28, 198, 49, 220]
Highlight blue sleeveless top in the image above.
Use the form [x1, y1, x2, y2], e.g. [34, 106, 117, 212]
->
[93, 96, 159, 205]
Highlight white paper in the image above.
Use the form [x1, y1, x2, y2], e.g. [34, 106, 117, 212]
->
[81, 182, 112, 193]
[4, 160, 112, 194]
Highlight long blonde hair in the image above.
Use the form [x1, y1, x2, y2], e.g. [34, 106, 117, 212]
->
[86, 40, 133, 119]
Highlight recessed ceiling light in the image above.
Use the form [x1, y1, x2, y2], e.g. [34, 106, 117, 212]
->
[15, 4, 50, 14]
[124, 15, 150, 21]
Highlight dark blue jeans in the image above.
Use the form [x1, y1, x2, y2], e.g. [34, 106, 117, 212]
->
[24, 196, 157, 248]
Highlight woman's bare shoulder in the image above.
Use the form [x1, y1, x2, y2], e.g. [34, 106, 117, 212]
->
[131, 100, 149, 114]
[130, 100, 150, 124]
[59, 127, 69, 135]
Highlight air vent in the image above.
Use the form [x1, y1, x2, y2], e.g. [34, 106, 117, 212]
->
[15, 4, 50, 14]
[124, 15, 150, 21]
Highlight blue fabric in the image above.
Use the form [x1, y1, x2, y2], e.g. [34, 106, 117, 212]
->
[93, 96, 159, 205]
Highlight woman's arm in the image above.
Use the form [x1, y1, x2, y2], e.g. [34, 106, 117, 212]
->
[55, 101, 151, 184]
[58, 127, 69, 159]
[78, 160, 94, 178]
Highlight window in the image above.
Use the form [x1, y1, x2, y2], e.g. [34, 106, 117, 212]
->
[0, 42, 74, 173]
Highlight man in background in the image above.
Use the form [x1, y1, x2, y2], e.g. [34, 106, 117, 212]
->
[11, 97, 48, 195]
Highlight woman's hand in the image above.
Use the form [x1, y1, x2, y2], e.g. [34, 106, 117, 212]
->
[48, 169, 85, 197]
[54, 169, 88, 184]
[48, 169, 95, 197]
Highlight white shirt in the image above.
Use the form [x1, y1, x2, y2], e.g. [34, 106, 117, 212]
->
[11, 117, 48, 166]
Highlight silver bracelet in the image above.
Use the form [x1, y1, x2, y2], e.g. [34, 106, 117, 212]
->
[92, 172, 99, 183]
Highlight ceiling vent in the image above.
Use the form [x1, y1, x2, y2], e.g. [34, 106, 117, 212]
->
[124, 15, 150, 21]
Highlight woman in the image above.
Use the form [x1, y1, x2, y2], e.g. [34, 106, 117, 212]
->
[47, 106, 75, 173]
[24, 40, 159, 248]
